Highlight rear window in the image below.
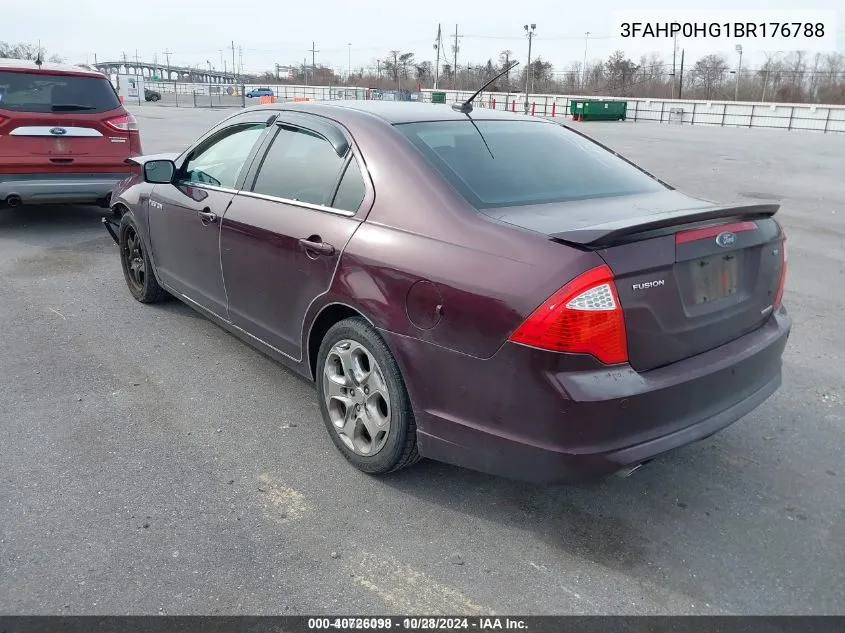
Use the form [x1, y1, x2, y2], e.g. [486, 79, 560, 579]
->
[395, 120, 665, 209]
[0, 71, 121, 114]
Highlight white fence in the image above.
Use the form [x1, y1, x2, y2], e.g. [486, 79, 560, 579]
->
[142, 80, 845, 134]
[425, 89, 845, 134]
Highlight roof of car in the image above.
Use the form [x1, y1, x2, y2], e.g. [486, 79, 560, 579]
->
[0, 58, 106, 78]
[243, 99, 550, 125]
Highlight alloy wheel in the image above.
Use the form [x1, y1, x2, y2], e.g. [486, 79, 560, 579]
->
[122, 225, 146, 293]
[322, 339, 392, 456]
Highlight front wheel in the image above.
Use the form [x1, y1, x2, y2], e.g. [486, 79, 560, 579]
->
[119, 214, 169, 304]
[315, 318, 420, 475]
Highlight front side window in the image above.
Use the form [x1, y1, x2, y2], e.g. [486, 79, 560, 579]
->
[251, 125, 346, 206]
[395, 120, 666, 209]
[182, 123, 265, 189]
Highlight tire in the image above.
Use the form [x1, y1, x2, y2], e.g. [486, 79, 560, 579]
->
[315, 317, 421, 475]
[151, 94, 160, 102]
[118, 214, 169, 304]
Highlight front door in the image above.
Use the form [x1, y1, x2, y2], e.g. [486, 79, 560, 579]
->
[221, 117, 371, 361]
[148, 120, 268, 317]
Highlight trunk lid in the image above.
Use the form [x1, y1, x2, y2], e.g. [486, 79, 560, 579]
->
[0, 69, 136, 173]
[0, 109, 133, 173]
[485, 191, 785, 372]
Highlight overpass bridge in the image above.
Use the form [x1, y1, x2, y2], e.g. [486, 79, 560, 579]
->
[94, 60, 237, 84]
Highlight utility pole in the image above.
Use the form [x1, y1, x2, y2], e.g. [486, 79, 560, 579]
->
[394, 50, 400, 92]
[238, 46, 243, 77]
[734, 44, 743, 101]
[231, 41, 237, 82]
[376, 59, 381, 89]
[311, 41, 319, 77]
[433, 23, 441, 89]
[524, 23, 536, 113]
[453, 25, 460, 90]
[671, 34, 677, 98]
[303, 58, 308, 86]
[163, 48, 172, 81]
[678, 48, 685, 99]
[347, 43, 352, 85]
[582, 32, 589, 92]
[503, 51, 510, 92]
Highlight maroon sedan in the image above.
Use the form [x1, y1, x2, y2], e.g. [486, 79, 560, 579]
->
[104, 101, 790, 483]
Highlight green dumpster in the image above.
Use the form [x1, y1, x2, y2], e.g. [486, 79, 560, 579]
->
[431, 91, 447, 104]
[569, 99, 627, 121]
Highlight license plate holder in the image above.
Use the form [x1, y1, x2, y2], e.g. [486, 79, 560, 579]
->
[686, 252, 741, 305]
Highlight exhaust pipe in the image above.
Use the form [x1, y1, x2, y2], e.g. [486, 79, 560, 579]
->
[6, 194, 22, 208]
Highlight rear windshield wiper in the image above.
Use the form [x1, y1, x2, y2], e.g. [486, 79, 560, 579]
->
[51, 104, 96, 111]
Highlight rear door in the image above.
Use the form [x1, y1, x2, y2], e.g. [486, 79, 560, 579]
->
[221, 114, 370, 360]
[148, 114, 272, 317]
[0, 69, 135, 174]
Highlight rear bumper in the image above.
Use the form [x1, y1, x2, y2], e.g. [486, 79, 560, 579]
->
[0, 173, 131, 205]
[384, 309, 791, 483]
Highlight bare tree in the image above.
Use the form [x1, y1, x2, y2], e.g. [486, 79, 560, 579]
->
[498, 49, 514, 91]
[692, 54, 729, 99]
[0, 41, 63, 62]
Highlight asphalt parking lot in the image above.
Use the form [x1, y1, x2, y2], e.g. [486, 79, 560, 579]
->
[1, 104, 843, 615]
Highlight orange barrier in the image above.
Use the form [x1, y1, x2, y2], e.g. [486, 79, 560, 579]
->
[258, 95, 275, 104]
[293, 97, 311, 102]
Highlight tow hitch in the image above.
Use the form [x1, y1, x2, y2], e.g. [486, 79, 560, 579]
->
[102, 215, 120, 245]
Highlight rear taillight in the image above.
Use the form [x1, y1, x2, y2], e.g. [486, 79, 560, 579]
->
[773, 236, 787, 309]
[0, 115, 8, 128]
[103, 113, 138, 132]
[509, 264, 628, 365]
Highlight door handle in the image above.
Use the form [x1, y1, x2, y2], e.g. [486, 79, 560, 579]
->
[198, 208, 218, 225]
[298, 237, 335, 256]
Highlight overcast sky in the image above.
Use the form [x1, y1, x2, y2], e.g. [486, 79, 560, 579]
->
[7, 0, 844, 75]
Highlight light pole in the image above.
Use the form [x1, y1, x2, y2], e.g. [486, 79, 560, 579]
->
[523, 23, 536, 114]
[582, 31, 589, 92]
[347, 43, 352, 85]
[734, 44, 743, 101]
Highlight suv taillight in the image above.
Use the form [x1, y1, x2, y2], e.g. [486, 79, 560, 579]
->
[509, 264, 628, 365]
[0, 115, 8, 127]
[773, 236, 787, 309]
[103, 113, 138, 132]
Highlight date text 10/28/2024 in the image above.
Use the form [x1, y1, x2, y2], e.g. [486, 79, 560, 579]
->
[307, 617, 529, 630]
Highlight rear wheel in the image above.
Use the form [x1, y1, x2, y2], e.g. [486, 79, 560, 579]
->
[316, 318, 420, 475]
[119, 215, 169, 303]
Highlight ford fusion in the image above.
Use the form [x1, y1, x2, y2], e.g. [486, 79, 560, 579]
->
[103, 100, 789, 483]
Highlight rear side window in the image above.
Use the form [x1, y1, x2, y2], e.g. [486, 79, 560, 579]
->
[395, 120, 665, 209]
[0, 71, 121, 114]
[251, 126, 346, 206]
[331, 157, 366, 212]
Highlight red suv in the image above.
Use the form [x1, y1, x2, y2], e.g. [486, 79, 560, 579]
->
[0, 59, 142, 208]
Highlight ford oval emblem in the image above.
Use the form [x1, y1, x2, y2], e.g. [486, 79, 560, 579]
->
[49, 127, 67, 136]
[715, 231, 737, 248]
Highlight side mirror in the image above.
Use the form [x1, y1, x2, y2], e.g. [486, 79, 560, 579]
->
[143, 159, 176, 184]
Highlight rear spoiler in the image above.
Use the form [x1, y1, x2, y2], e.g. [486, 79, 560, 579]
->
[550, 203, 780, 248]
